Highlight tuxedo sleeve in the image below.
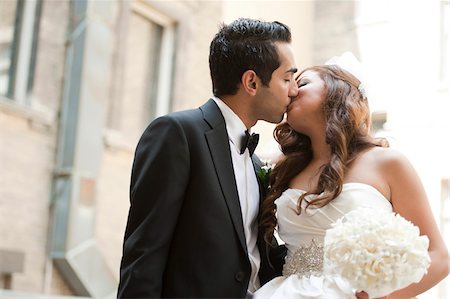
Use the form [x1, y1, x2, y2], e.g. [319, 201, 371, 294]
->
[118, 115, 190, 298]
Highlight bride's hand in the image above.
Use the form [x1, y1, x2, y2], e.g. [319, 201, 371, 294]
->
[355, 291, 388, 299]
[355, 291, 369, 299]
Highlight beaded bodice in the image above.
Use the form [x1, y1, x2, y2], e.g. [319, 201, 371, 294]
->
[282, 238, 324, 277]
[275, 183, 392, 277]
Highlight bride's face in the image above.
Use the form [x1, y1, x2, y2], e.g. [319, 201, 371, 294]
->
[286, 70, 327, 135]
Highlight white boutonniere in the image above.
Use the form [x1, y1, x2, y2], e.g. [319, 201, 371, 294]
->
[256, 160, 274, 190]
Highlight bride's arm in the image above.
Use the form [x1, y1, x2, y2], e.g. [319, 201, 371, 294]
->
[380, 148, 449, 299]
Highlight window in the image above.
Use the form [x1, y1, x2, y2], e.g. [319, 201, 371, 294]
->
[0, 0, 20, 97]
[0, 0, 41, 104]
[107, 2, 176, 145]
[442, 1, 450, 83]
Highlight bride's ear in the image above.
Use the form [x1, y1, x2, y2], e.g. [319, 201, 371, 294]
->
[241, 70, 258, 96]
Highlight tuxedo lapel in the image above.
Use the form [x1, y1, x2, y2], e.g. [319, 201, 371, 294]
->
[201, 99, 247, 253]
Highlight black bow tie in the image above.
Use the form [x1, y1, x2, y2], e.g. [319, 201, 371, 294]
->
[240, 130, 259, 156]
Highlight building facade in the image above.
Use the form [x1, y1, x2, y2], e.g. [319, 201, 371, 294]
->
[0, 0, 448, 298]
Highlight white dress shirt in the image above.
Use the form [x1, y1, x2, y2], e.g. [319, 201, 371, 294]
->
[212, 97, 261, 293]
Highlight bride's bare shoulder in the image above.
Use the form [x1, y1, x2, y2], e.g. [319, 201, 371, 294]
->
[351, 146, 413, 179]
[362, 146, 416, 184]
[361, 146, 407, 163]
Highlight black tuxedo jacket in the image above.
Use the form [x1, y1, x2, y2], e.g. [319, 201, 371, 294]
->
[118, 99, 285, 298]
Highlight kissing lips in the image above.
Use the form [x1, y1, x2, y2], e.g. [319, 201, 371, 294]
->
[286, 104, 293, 113]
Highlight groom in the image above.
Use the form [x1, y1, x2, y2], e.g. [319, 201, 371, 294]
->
[117, 18, 298, 298]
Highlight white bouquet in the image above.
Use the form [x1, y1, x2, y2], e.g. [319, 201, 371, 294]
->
[323, 207, 431, 298]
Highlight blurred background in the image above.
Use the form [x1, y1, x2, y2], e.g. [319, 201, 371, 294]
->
[0, 0, 449, 298]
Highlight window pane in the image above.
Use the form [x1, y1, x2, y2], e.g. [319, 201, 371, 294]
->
[121, 11, 163, 143]
[0, 0, 19, 96]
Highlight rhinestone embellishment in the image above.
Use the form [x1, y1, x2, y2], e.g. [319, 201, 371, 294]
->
[282, 239, 324, 277]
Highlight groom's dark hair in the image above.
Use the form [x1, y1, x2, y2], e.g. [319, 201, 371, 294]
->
[209, 18, 292, 97]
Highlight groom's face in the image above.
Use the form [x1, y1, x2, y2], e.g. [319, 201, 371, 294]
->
[255, 42, 298, 124]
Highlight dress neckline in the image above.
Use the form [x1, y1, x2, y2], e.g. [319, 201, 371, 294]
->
[286, 182, 390, 203]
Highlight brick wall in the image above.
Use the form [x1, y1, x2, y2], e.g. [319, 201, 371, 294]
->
[0, 0, 225, 295]
[0, 0, 70, 293]
[0, 112, 53, 291]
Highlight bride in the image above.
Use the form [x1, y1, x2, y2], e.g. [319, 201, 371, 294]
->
[255, 56, 449, 298]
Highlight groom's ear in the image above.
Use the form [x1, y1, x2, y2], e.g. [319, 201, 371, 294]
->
[241, 70, 258, 96]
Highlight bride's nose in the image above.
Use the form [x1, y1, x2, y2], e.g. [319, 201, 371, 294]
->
[288, 81, 298, 98]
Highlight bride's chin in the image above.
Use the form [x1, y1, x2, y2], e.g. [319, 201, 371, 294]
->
[286, 120, 297, 131]
[285, 115, 296, 127]
[286, 121, 305, 135]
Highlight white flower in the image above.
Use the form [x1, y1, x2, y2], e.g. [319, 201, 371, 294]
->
[257, 160, 274, 189]
[261, 160, 274, 172]
[323, 207, 431, 298]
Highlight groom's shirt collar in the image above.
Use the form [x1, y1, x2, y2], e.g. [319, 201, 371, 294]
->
[212, 97, 249, 154]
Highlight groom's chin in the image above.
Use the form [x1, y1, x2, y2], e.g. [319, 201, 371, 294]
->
[267, 114, 286, 124]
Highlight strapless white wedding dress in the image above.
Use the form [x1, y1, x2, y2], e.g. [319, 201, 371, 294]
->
[254, 183, 393, 299]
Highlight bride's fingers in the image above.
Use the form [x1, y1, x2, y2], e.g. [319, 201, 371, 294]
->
[356, 292, 388, 299]
[355, 291, 369, 299]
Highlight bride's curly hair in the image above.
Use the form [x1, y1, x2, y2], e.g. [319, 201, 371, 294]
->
[260, 65, 389, 244]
